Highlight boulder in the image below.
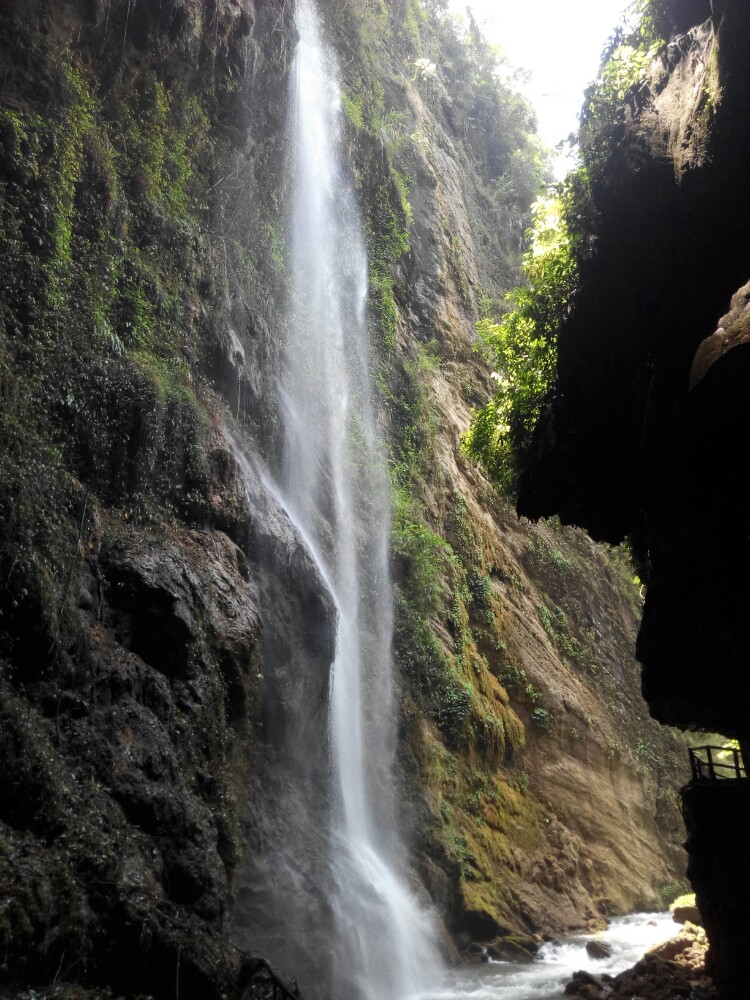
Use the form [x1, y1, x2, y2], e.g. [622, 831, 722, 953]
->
[486, 936, 536, 963]
[672, 902, 702, 926]
[586, 916, 609, 932]
[463, 942, 488, 963]
[670, 892, 703, 927]
[578, 986, 602, 1000]
[570, 924, 713, 1000]
[586, 939, 612, 960]
[651, 924, 707, 967]
[564, 970, 603, 996]
[570, 969, 600, 986]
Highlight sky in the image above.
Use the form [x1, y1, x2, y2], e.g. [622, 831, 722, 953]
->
[449, 0, 631, 170]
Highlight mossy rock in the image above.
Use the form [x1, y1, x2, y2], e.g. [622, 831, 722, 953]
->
[486, 935, 538, 963]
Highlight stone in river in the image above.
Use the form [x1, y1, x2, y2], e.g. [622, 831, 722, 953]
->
[586, 939, 612, 959]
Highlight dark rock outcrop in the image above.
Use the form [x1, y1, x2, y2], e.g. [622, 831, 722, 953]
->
[682, 782, 750, 996]
[519, 0, 750, 733]
[0, 518, 262, 998]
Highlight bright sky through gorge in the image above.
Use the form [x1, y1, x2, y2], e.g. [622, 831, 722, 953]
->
[451, 0, 629, 171]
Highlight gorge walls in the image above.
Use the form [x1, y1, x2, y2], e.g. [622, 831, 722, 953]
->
[0, 1, 298, 994]
[515, 0, 750, 992]
[0, 1, 693, 997]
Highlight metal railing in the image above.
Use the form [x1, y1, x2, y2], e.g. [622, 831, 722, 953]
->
[689, 745, 747, 782]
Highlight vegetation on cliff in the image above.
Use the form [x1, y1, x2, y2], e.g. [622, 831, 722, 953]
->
[0, 1, 289, 995]
[462, 196, 577, 494]
[463, 0, 712, 493]
[473, 1, 748, 990]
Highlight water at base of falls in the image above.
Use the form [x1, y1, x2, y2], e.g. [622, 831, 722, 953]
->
[418, 913, 681, 1000]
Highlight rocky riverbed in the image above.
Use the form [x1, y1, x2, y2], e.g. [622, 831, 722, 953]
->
[564, 923, 714, 1000]
[419, 913, 689, 999]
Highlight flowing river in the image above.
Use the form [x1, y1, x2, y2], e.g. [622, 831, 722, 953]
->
[416, 912, 679, 1000]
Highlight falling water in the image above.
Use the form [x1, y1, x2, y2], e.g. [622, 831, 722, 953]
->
[275, 1, 442, 996]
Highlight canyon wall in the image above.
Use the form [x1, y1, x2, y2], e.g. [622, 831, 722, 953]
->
[516, 0, 750, 992]
[0, 1, 690, 996]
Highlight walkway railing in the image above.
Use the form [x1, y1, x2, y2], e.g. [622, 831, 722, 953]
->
[689, 745, 747, 782]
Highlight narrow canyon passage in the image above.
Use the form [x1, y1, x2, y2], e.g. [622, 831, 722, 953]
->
[0, 0, 741, 998]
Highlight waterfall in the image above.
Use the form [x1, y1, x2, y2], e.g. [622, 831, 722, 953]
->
[270, 1, 442, 996]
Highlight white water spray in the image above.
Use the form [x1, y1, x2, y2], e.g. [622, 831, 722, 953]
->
[277, 1, 442, 996]
[420, 912, 681, 1000]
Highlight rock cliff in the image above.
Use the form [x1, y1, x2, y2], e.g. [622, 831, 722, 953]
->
[0, 1, 691, 997]
[514, 0, 750, 993]
[308, 0, 688, 956]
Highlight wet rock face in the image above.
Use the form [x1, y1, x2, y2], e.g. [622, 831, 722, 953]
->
[87, 0, 256, 74]
[227, 450, 339, 998]
[0, 436, 335, 998]
[95, 529, 262, 913]
[0, 521, 262, 997]
[0, 0, 296, 991]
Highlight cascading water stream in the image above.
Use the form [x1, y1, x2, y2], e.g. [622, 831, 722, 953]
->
[273, 1, 442, 996]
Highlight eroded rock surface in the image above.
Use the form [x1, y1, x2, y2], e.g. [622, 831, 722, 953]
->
[0, 517, 261, 997]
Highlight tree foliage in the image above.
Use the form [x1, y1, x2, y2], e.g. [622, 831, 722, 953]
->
[423, 2, 543, 189]
[579, 1, 662, 174]
[462, 197, 578, 494]
[464, 0, 683, 494]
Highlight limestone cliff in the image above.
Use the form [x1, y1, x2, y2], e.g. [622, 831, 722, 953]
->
[0, 1, 690, 997]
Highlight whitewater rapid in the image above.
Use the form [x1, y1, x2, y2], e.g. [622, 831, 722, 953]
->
[415, 912, 679, 1000]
